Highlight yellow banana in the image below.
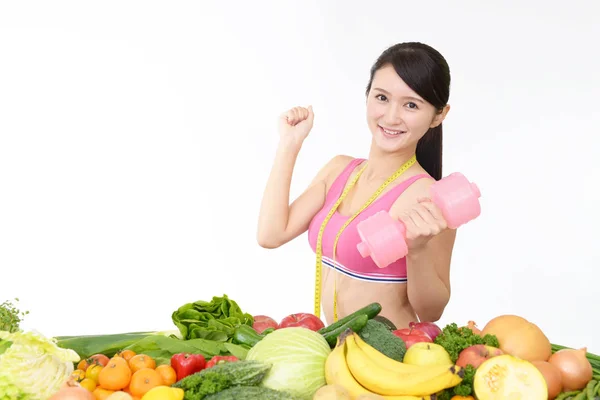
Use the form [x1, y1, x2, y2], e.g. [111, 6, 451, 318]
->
[345, 333, 463, 396]
[353, 333, 437, 373]
[325, 337, 380, 398]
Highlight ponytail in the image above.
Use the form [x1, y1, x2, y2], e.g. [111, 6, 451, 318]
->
[416, 124, 443, 181]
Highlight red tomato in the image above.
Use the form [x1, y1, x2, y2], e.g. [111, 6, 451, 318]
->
[392, 328, 432, 348]
[90, 354, 110, 366]
[278, 313, 325, 331]
[253, 315, 278, 334]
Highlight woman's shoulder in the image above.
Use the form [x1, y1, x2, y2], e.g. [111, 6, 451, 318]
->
[389, 167, 436, 214]
[320, 154, 358, 180]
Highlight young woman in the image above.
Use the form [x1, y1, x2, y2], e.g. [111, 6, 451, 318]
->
[257, 42, 455, 329]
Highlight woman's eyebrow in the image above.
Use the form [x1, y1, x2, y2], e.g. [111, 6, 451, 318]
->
[373, 87, 425, 104]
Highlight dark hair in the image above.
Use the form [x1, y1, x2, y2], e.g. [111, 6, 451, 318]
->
[365, 42, 451, 180]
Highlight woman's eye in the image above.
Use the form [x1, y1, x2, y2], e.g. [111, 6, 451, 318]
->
[376, 94, 388, 101]
[406, 102, 418, 109]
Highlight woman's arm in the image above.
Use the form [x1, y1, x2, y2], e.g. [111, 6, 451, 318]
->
[257, 141, 322, 248]
[389, 178, 457, 322]
[405, 228, 455, 322]
[257, 149, 350, 248]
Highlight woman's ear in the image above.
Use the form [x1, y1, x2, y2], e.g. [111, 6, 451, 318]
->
[430, 104, 451, 128]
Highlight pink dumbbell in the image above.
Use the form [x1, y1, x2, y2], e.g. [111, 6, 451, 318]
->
[356, 172, 481, 269]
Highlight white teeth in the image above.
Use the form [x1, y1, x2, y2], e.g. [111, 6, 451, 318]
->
[382, 127, 404, 135]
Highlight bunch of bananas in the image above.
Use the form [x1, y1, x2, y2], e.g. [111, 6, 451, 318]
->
[325, 331, 464, 400]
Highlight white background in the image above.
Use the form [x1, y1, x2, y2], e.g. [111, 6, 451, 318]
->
[1, 1, 599, 352]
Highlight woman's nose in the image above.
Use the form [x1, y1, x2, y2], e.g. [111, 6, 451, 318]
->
[384, 105, 404, 125]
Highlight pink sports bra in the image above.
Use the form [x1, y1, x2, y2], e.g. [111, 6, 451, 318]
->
[307, 158, 430, 283]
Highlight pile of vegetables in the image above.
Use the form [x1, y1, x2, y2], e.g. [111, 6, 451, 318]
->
[4, 293, 600, 400]
[55, 295, 255, 366]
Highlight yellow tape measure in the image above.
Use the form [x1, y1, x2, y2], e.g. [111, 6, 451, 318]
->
[314, 155, 417, 321]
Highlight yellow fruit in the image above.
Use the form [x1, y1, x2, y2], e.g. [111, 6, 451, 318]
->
[403, 342, 453, 367]
[324, 338, 376, 398]
[313, 384, 352, 399]
[79, 378, 97, 392]
[473, 354, 547, 399]
[481, 314, 551, 362]
[141, 386, 184, 400]
[345, 333, 463, 396]
[86, 364, 103, 383]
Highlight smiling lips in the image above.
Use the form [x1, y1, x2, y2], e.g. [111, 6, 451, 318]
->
[379, 125, 406, 136]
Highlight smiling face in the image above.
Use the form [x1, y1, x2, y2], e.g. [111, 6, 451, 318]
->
[366, 64, 448, 154]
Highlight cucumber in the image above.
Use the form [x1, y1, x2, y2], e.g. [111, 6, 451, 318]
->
[204, 386, 302, 400]
[322, 314, 369, 348]
[318, 302, 382, 336]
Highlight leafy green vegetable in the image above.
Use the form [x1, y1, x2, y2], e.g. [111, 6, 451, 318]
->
[173, 369, 232, 400]
[123, 335, 249, 365]
[0, 298, 29, 333]
[54, 330, 181, 360]
[172, 360, 271, 400]
[55, 330, 249, 365]
[434, 322, 499, 362]
[0, 330, 80, 399]
[246, 327, 331, 399]
[172, 294, 254, 341]
[453, 364, 476, 396]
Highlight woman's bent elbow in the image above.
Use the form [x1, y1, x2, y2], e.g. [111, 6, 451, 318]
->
[256, 233, 282, 249]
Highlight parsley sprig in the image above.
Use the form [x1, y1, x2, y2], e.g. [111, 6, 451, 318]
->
[0, 298, 29, 333]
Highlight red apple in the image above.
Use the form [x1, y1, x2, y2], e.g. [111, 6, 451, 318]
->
[278, 313, 325, 331]
[252, 315, 278, 334]
[456, 344, 504, 368]
[392, 328, 432, 348]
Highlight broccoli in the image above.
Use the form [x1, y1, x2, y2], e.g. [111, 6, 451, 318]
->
[358, 320, 406, 361]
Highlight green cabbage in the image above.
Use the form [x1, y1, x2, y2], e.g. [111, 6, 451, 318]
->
[0, 330, 81, 399]
[246, 327, 330, 399]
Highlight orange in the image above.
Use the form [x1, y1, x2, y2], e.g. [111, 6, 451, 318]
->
[92, 387, 115, 399]
[128, 354, 156, 373]
[115, 349, 136, 361]
[98, 357, 132, 390]
[129, 368, 164, 397]
[155, 364, 177, 385]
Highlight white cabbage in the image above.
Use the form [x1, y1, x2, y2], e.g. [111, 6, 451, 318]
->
[0, 330, 80, 399]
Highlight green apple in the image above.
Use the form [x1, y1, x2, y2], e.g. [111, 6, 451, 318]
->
[403, 342, 453, 366]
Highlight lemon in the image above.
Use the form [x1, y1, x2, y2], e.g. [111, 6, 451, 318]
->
[141, 386, 184, 400]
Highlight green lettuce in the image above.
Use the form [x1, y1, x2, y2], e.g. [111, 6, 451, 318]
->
[172, 294, 254, 341]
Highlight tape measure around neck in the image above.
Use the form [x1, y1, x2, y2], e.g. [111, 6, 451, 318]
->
[314, 154, 417, 321]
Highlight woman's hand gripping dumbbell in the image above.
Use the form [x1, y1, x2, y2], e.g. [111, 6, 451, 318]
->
[356, 172, 482, 269]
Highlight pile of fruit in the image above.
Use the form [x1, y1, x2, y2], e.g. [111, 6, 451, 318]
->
[1, 295, 599, 400]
